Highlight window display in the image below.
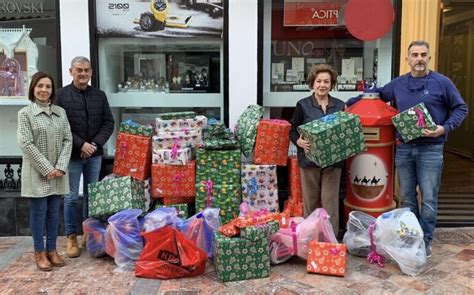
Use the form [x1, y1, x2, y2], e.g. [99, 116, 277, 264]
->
[263, 0, 396, 106]
[95, 0, 225, 113]
[0, 0, 59, 100]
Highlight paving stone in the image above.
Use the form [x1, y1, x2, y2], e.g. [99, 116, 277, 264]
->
[0, 228, 473, 294]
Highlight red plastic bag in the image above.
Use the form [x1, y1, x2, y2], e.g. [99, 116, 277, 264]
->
[135, 226, 207, 279]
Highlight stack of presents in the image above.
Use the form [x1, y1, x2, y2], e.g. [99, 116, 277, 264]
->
[84, 102, 435, 280]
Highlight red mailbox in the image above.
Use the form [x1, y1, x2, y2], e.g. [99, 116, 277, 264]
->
[345, 92, 398, 218]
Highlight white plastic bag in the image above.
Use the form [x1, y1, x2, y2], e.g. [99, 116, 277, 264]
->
[343, 208, 427, 276]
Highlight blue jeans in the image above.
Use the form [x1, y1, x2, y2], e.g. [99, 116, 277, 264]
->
[395, 143, 444, 243]
[64, 156, 102, 236]
[30, 195, 62, 252]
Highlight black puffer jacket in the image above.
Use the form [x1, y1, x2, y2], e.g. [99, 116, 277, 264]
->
[56, 83, 115, 159]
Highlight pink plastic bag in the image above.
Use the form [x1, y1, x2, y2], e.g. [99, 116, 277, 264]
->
[269, 208, 337, 264]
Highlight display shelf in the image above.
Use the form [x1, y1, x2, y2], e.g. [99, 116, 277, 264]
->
[106, 92, 223, 108]
[263, 91, 362, 107]
[0, 98, 29, 106]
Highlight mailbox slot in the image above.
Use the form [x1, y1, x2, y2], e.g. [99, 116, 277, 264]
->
[363, 127, 380, 141]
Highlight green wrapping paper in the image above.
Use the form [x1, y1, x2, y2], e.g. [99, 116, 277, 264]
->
[236, 105, 264, 157]
[202, 138, 240, 150]
[214, 232, 270, 282]
[195, 183, 241, 224]
[196, 149, 241, 184]
[297, 111, 366, 168]
[239, 221, 280, 242]
[157, 111, 196, 120]
[391, 102, 437, 142]
[206, 121, 226, 136]
[88, 176, 147, 218]
[119, 120, 154, 137]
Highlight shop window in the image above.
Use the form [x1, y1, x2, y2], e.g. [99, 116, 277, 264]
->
[94, 0, 225, 119]
[0, 0, 60, 102]
[262, 0, 396, 108]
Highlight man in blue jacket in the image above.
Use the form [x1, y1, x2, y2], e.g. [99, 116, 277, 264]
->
[347, 40, 468, 258]
[56, 56, 115, 258]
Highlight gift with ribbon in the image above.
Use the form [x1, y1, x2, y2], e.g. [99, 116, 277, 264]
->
[307, 241, 347, 277]
[152, 129, 203, 149]
[254, 119, 291, 166]
[235, 104, 264, 157]
[155, 115, 207, 132]
[241, 164, 279, 213]
[113, 132, 152, 181]
[195, 181, 241, 224]
[88, 176, 148, 218]
[391, 102, 437, 143]
[119, 120, 154, 137]
[152, 141, 193, 166]
[151, 161, 196, 204]
[297, 111, 366, 168]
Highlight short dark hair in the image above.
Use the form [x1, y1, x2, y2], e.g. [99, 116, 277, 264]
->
[28, 72, 56, 103]
[408, 40, 430, 52]
[307, 64, 338, 90]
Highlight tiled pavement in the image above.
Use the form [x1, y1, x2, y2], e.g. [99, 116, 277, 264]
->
[0, 228, 473, 294]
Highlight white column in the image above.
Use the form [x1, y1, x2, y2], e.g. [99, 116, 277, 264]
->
[59, 0, 91, 86]
[228, 0, 259, 128]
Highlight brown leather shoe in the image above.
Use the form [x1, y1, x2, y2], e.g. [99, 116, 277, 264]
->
[66, 234, 81, 258]
[35, 251, 52, 271]
[47, 250, 65, 267]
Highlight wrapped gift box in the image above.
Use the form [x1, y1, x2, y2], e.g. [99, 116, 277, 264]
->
[119, 120, 154, 137]
[307, 241, 347, 277]
[236, 105, 264, 157]
[254, 119, 291, 166]
[204, 129, 233, 140]
[151, 162, 196, 204]
[297, 111, 366, 168]
[157, 111, 196, 120]
[196, 149, 241, 185]
[152, 129, 203, 149]
[214, 232, 270, 282]
[391, 102, 437, 143]
[88, 176, 147, 218]
[152, 147, 193, 165]
[283, 198, 304, 217]
[288, 156, 303, 202]
[155, 115, 207, 132]
[113, 133, 152, 181]
[195, 183, 241, 224]
[206, 120, 226, 135]
[241, 164, 279, 213]
[240, 221, 280, 242]
[202, 138, 239, 150]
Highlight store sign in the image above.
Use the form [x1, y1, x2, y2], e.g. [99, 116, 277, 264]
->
[96, 0, 223, 39]
[283, 1, 344, 27]
[0, 1, 44, 15]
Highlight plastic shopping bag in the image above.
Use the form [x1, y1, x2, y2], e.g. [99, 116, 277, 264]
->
[179, 208, 221, 257]
[135, 226, 207, 279]
[82, 217, 107, 257]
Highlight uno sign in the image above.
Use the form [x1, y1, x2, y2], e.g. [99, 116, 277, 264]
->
[284, 1, 342, 26]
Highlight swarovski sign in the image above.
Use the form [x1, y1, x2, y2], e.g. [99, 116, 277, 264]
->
[0, 1, 44, 14]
